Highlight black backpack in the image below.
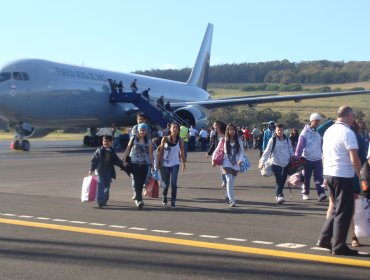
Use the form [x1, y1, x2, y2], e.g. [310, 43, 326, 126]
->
[360, 161, 370, 199]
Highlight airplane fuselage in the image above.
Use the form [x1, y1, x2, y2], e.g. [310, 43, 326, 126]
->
[0, 59, 210, 128]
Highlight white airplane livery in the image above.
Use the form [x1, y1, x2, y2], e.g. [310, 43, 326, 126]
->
[0, 23, 369, 151]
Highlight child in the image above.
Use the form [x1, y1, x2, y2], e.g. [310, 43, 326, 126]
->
[89, 135, 124, 208]
[212, 123, 244, 207]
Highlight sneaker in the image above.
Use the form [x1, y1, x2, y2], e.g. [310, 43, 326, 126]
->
[162, 196, 168, 206]
[318, 193, 327, 202]
[225, 195, 230, 204]
[302, 194, 309, 200]
[132, 193, 137, 200]
[136, 200, 144, 209]
[98, 202, 103, 208]
[171, 201, 176, 208]
[230, 202, 236, 207]
[332, 246, 358, 256]
[221, 182, 226, 187]
[276, 195, 285, 204]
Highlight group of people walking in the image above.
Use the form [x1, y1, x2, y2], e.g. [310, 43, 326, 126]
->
[88, 106, 370, 256]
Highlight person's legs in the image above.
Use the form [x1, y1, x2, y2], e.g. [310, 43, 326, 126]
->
[272, 164, 283, 196]
[170, 165, 180, 206]
[303, 160, 314, 195]
[225, 173, 235, 204]
[313, 160, 325, 196]
[132, 164, 148, 204]
[332, 177, 355, 252]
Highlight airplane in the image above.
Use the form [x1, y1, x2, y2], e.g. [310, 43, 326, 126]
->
[1, 23, 370, 151]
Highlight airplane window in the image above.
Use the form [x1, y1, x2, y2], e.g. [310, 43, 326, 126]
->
[12, 72, 29, 81]
[21, 72, 30, 80]
[0, 72, 11, 82]
[13, 72, 22, 80]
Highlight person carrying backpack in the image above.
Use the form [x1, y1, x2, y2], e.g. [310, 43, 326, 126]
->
[259, 123, 294, 204]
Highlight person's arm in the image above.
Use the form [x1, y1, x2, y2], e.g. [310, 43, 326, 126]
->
[295, 134, 306, 157]
[89, 149, 99, 175]
[179, 139, 186, 171]
[122, 138, 133, 164]
[156, 137, 165, 170]
[349, 149, 361, 179]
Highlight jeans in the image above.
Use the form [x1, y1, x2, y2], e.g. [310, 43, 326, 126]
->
[302, 159, 324, 196]
[189, 136, 196, 151]
[132, 163, 148, 202]
[319, 176, 355, 252]
[97, 174, 112, 204]
[183, 141, 188, 160]
[272, 164, 289, 196]
[200, 138, 207, 151]
[163, 164, 180, 203]
[225, 173, 236, 203]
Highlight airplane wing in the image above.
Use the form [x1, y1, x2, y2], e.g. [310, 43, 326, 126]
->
[171, 90, 370, 109]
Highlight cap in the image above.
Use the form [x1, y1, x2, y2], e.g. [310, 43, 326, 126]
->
[138, 123, 148, 130]
[310, 113, 321, 122]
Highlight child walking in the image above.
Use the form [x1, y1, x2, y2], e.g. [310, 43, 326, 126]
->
[212, 123, 244, 207]
[89, 135, 124, 208]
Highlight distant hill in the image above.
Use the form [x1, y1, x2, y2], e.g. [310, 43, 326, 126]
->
[135, 60, 370, 85]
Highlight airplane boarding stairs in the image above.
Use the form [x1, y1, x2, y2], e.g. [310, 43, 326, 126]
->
[109, 90, 187, 128]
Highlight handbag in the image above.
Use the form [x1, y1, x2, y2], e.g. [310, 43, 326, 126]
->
[239, 153, 251, 173]
[287, 157, 306, 175]
[81, 175, 97, 202]
[145, 178, 159, 198]
[212, 139, 225, 165]
[353, 197, 370, 237]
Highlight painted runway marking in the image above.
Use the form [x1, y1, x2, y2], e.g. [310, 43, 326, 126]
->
[129, 227, 148, 231]
[225, 238, 247, 242]
[311, 246, 331, 251]
[1, 217, 369, 268]
[18, 215, 34, 218]
[52, 219, 67, 222]
[69, 221, 87, 224]
[36, 217, 50, 220]
[175, 232, 194, 236]
[108, 225, 127, 229]
[88, 223, 106, 226]
[151, 229, 171, 233]
[276, 243, 306, 249]
[3, 213, 17, 217]
[252, 241, 274, 245]
[199, 235, 219, 239]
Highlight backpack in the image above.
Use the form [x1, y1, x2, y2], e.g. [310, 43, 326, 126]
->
[270, 134, 289, 156]
[360, 161, 370, 199]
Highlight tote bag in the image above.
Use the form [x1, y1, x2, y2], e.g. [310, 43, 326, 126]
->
[353, 197, 370, 237]
[213, 139, 225, 166]
[81, 175, 97, 202]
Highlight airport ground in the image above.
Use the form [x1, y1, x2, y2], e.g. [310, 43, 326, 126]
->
[0, 139, 369, 279]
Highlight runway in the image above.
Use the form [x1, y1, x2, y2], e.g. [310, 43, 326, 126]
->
[0, 139, 369, 279]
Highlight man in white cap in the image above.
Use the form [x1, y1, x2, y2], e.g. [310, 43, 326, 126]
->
[295, 113, 327, 201]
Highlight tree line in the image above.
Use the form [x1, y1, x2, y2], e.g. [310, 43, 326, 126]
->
[135, 60, 370, 84]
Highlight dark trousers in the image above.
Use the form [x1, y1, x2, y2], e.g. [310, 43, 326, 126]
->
[318, 176, 355, 252]
[272, 164, 289, 196]
[132, 163, 148, 202]
[188, 136, 196, 151]
[302, 159, 324, 195]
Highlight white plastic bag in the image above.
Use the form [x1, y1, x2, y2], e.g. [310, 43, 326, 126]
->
[81, 175, 97, 202]
[260, 159, 273, 177]
[353, 197, 370, 237]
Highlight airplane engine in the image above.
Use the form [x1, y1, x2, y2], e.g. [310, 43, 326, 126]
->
[173, 106, 209, 129]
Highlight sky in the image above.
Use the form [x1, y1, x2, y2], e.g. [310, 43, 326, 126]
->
[1, 0, 370, 73]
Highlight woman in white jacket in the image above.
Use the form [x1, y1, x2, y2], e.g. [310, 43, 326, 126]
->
[260, 123, 294, 204]
[212, 123, 244, 207]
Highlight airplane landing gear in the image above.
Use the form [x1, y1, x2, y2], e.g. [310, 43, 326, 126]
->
[10, 139, 30, 151]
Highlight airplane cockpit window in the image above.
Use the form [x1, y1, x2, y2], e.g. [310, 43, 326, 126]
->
[13, 72, 30, 81]
[0, 72, 11, 82]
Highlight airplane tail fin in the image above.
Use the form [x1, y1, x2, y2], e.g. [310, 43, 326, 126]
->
[186, 23, 213, 91]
